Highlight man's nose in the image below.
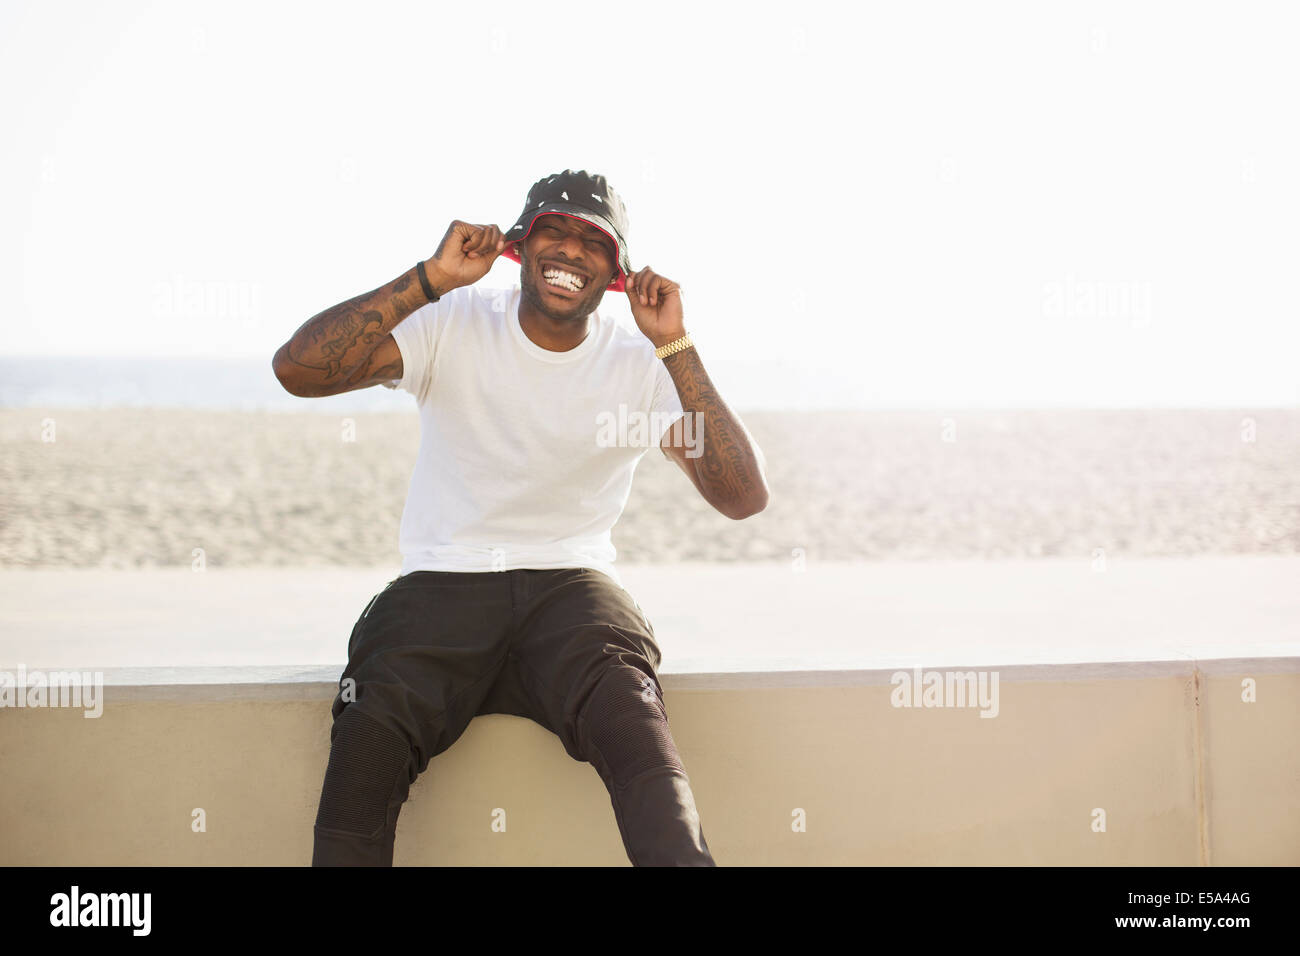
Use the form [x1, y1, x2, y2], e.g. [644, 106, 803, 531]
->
[554, 231, 585, 259]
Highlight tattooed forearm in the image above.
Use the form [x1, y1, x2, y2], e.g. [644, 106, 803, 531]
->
[661, 345, 770, 518]
[297, 308, 386, 377]
[342, 347, 402, 388]
[273, 266, 433, 396]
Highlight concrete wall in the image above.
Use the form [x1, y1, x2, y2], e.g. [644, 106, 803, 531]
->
[1, 659, 1296, 865]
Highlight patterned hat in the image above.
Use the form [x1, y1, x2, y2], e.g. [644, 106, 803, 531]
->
[501, 169, 632, 292]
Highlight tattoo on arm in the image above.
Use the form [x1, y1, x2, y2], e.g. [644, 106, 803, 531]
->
[662, 346, 766, 511]
[280, 269, 426, 391]
[341, 347, 402, 389]
[292, 308, 386, 378]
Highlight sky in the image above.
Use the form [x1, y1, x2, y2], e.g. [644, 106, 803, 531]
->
[2, 0, 1297, 407]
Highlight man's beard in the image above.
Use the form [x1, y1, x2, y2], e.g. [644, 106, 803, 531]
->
[520, 252, 605, 321]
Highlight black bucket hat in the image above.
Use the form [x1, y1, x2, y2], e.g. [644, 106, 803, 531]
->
[501, 169, 632, 291]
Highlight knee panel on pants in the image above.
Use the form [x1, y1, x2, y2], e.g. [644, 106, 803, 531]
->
[315, 707, 412, 837]
[583, 666, 686, 789]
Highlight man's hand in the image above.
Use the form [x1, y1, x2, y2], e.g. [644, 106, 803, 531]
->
[625, 266, 687, 349]
[423, 220, 506, 295]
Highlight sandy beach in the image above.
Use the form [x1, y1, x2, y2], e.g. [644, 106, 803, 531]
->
[2, 408, 1297, 569]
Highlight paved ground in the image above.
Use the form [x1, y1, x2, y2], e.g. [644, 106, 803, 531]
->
[2, 556, 1297, 675]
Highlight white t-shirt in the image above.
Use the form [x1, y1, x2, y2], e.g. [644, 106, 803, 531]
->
[386, 282, 684, 588]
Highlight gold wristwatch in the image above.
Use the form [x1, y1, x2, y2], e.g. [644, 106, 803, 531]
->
[654, 333, 694, 360]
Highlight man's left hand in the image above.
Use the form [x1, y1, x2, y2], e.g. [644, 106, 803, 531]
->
[625, 266, 687, 349]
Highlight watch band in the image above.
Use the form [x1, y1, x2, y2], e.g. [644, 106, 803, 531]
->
[655, 333, 694, 360]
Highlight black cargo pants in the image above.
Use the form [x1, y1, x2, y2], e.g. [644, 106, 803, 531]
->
[311, 567, 715, 866]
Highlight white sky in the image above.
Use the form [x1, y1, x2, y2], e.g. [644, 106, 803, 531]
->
[2, 0, 1297, 407]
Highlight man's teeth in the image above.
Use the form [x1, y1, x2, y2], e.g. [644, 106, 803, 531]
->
[543, 269, 585, 292]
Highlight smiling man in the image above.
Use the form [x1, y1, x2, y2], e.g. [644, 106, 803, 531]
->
[272, 169, 768, 867]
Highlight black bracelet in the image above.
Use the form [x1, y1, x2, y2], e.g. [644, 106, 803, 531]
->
[415, 260, 440, 303]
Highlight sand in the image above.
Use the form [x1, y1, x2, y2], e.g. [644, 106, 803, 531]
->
[2, 408, 1298, 568]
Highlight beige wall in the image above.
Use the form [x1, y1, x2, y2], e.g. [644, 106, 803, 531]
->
[1, 663, 1296, 865]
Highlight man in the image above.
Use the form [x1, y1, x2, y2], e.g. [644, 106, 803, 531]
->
[272, 169, 769, 866]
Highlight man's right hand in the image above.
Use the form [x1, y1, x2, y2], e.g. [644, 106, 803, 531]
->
[423, 220, 506, 295]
